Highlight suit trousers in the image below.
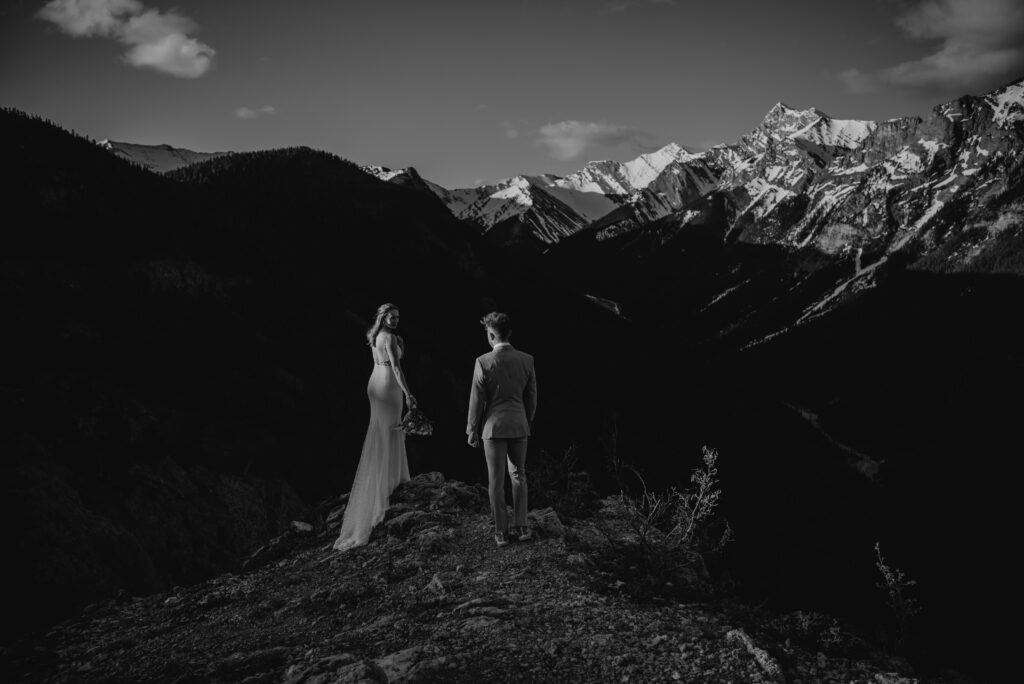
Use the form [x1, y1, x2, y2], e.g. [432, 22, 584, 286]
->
[483, 437, 528, 533]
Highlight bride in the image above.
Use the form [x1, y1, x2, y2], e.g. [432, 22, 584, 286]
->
[333, 303, 416, 551]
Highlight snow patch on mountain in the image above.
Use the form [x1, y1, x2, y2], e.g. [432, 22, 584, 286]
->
[987, 79, 1024, 127]
[792, 117, 876, 149]
[554, 143, 696, 195]
[362, 165, 405, 181]
[542, 185, 619, 222]
[620, 143, 700, 189]
[884, 148, 925, 177]
[742, 178, 795, 220]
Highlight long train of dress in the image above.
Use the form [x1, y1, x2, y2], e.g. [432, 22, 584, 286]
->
[333, 353, 410, 551]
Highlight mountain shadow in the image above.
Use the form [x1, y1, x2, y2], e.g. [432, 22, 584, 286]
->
[547, 206, 1023, 678]
[0, 109, 629, 640]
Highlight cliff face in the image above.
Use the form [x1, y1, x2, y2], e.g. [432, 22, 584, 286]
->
[7, 472, 937, 684]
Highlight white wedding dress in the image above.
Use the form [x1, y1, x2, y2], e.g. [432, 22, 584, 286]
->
[333, 334, 410, 551]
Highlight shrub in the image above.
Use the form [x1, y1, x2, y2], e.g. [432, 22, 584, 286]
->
[874, 542, 922, 650]
[594, 446, 732, 598]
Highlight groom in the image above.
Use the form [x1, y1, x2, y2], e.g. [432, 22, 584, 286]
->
[467, 312, 537, 547]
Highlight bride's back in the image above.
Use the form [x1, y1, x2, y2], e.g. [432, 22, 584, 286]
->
[372, 331, 403, 365]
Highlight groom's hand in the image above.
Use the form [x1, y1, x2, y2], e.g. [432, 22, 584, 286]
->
[467, 434, 480, 448]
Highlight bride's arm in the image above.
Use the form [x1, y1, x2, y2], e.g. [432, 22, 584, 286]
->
[384, 333, 416, 407]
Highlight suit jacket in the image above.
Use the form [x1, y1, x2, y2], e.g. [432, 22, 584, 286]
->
[467, 344, 537, 439]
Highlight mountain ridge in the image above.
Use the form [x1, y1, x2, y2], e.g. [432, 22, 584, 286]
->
[385, 77, 1022, 265]
[100, 139, 229, 173]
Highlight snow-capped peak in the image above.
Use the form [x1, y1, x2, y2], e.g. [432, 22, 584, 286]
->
[986, 77, 1024, 128]
[362, 165, 406, 182]
[791, 116, 877, 149]
[620, 143, 697, 189]
[552, 143, 695, 196]
[758, 103, 827, 138]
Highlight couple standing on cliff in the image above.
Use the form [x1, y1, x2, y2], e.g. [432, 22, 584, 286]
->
[332, 306, 537, 551]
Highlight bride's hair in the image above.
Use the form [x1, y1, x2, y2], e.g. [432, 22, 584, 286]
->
[366, 303, 398, 347]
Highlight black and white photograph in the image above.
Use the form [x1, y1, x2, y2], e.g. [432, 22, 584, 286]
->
[2, 0, 1022, 681]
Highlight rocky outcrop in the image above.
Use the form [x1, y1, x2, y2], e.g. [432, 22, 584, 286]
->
[6, 472, 955, 683]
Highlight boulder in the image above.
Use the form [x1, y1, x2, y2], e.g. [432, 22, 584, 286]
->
[385, 511, 445, 538]
[527, 507, 565, 538]
[390, 472, 446, 506]
[284, 654, 387, 684]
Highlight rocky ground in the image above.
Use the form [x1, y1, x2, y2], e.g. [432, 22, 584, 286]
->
[3, 472, 973, 683]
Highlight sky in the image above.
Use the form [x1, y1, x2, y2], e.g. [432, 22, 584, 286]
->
[2, 0, 1023, 188]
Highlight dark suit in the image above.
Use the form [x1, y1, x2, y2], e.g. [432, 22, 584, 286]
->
[467, 343, 537, 532]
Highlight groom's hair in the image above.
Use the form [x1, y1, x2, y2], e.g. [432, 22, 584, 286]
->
[480, 312, 511, 339]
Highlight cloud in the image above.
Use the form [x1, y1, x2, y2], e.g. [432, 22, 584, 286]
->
[842, 0, 1024, 94]
[37, 0, 215, 78]
[500, 121, 520, 139]
[537, 120, 647, 161]
[235, 105, 277, 119]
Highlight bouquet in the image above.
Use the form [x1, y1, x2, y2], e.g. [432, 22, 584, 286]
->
[399, 407, 434, 436]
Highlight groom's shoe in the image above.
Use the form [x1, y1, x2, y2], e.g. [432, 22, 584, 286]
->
[494, 531, 510, 548]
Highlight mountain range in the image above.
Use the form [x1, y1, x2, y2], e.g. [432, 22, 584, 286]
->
[103, 78, 1023, 288]
[346, 78, 1024, 343]
[7, 78, 1023, 678]
[411, 77, 1023, 268]
[89, 78, 1024, 356]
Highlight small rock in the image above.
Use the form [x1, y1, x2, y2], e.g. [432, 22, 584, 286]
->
[291, 520, 314, 533]
[417, 530, 447, 554]
[452, 597, 510, 615]
[648, 634, 669, 648]
[459, 616, 501, 632]
[404, 653, 469, 682]
[527, 507, 565, 537]
[386, 511, 445, 538]
[326, 506, 347, 530]
[375, 645, 437, 682]
[424, 574, 445, 594]
[726, 629, 784, 683]
[872, 674, 917, 684]
[207, 646, 291, 680]
[565, 553, 590, 567]
[284, 655, 385, 684]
